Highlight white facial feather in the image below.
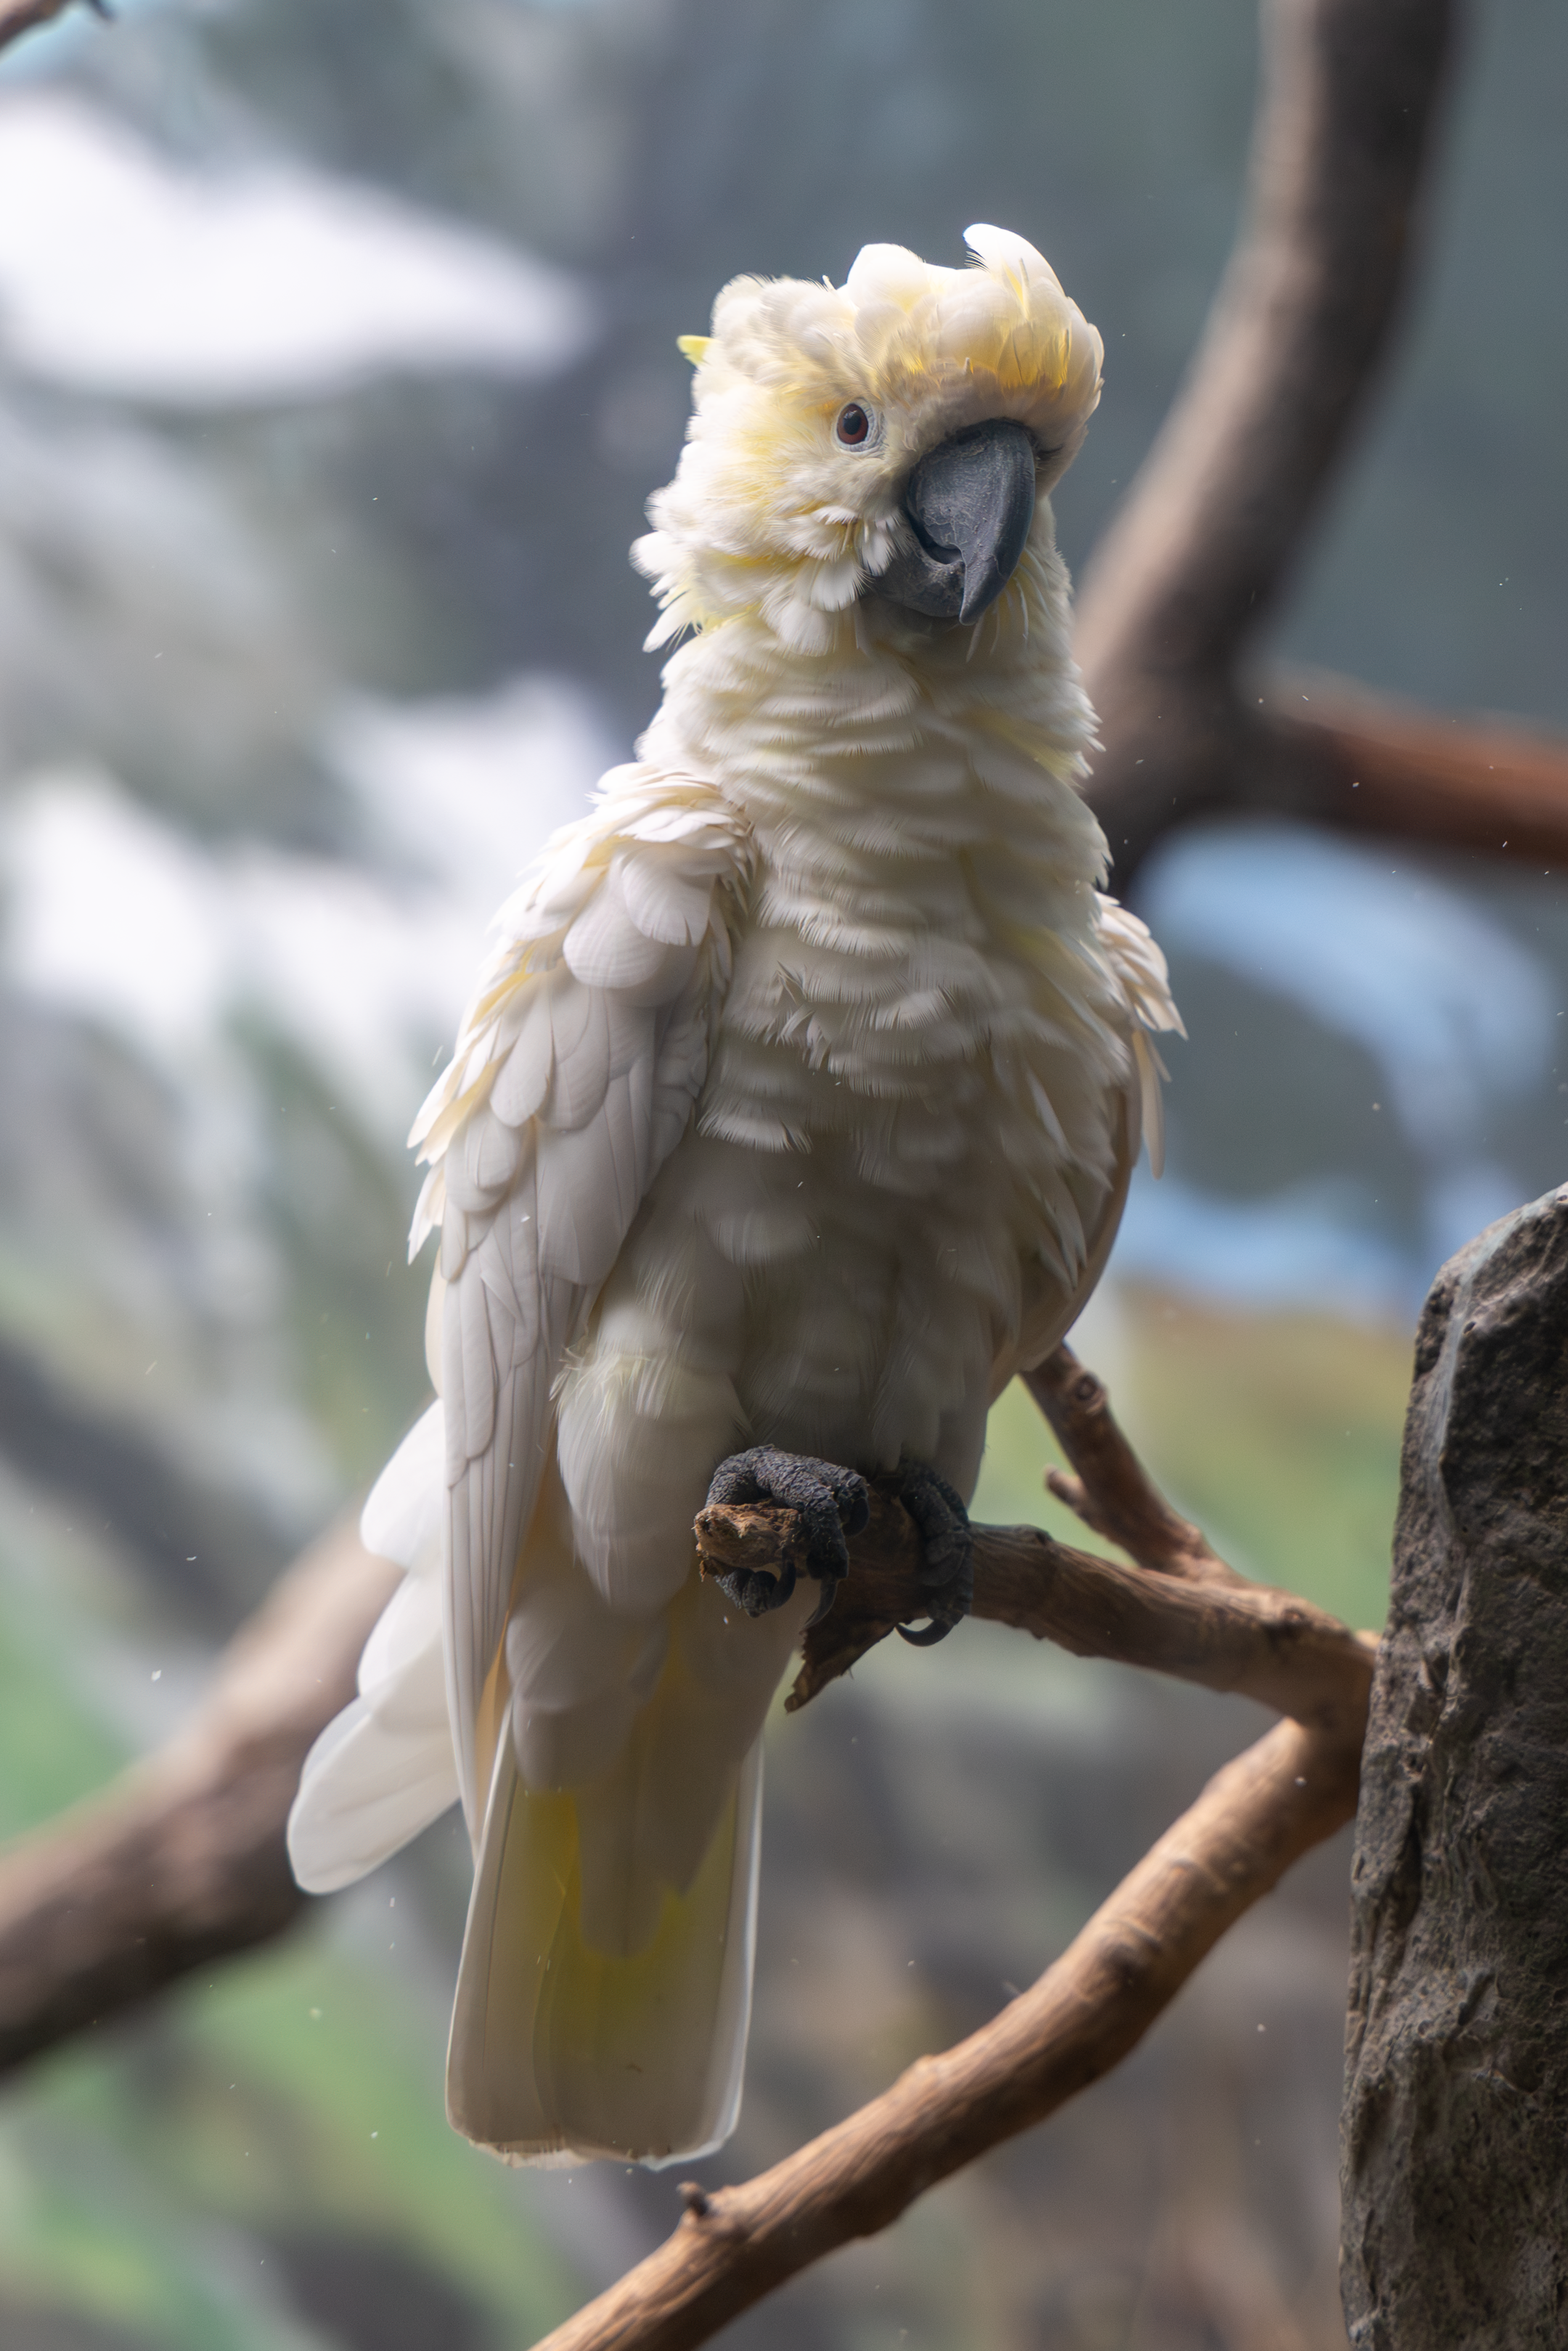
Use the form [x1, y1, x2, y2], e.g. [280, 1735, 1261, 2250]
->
[637, 224, 1103, 650]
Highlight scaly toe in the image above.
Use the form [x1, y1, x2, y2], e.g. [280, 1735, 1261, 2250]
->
[889, 1456, 974, 1645]
[704, 1444, 870, 1614]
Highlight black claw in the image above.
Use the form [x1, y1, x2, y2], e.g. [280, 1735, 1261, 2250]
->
[804, 1577, 841, 1629]
[711, 1559, 799, 1618]
[897, 1615, 957, 1647]
[705, 1446, 870, 1617]
[889, 1456, 974, 1646]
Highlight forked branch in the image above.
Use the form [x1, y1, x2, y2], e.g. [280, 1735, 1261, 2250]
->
[690, 1344, 1371, 1735]
[1022, 1345, 1244, 1581]
[1074, 0, 1503, 887]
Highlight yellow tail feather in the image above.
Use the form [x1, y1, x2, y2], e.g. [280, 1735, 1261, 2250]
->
[446, 1729, 761, 2164]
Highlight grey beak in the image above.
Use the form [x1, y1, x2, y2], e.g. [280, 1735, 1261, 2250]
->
[870, 417, 1037, 624]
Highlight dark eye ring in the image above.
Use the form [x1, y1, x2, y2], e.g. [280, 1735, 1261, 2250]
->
[835, 402, 873, 447]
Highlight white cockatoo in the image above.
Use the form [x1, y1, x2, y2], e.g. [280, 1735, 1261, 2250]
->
[287, 224, 1181, 2169]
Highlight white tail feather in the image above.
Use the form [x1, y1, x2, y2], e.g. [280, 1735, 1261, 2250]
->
[446, 1723, 762, 2166]
[445, 1569, 807, 2164]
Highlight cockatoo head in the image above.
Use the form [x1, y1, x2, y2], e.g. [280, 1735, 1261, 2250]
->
[634, 224, 1103, 654]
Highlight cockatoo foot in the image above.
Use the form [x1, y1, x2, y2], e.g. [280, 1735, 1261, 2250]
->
[891, 1459, 974, 1647]
[703, 1446, 871, 1618]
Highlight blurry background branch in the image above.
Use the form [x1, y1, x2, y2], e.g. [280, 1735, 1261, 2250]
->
[0, 1520, 396, 2074]
[0, 0, 103, 54]
[0, 1332, 290, 1629]
[1078, 0, 1568, 889]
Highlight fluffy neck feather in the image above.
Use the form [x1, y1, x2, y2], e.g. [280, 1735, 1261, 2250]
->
[634, 502, 1107, 934]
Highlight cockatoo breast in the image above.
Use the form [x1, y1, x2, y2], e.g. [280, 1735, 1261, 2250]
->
[605, 502, 1134, 1496]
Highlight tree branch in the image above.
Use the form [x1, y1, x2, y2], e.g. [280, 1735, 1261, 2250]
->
[0, 1519, 396, 2073]
[531, 1714, 1363, 2351]
[535, 1348, 1366, 2351]
[0, 1343, 1374, 2351]
[1254, 670, 1568, 871]
[0, 1342, 1373, 2083]
[696, 1345, 1372, 1735]
[1021, 1345, 1244, 1582]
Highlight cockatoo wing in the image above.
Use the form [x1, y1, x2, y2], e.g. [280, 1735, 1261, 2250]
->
[288, 1402, 460, 1893]
[1095, 891, 1184, 1184]
[408, 768, 751, 1828]
[1000, 892, 1183, 1388]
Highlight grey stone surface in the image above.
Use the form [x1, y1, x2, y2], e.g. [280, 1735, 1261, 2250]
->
[1342, 1184, 1568, 2348]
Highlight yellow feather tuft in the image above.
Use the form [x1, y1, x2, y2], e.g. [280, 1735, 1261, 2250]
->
[447, 1740, 753, 2164]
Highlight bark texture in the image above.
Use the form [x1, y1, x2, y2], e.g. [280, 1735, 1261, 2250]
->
[1341, 1183, 1568, 2347]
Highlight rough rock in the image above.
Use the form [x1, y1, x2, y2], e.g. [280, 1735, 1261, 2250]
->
[1342, 1184, 1568, 2347]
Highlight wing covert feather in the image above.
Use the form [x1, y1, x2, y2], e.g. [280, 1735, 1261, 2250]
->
[411, 772, 751, 1828]
[996, 891, 1183, 1390]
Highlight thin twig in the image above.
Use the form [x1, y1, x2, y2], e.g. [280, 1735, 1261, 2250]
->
[530, 1714, 1365, 2351]
[1023, 1343, 1243, 1583]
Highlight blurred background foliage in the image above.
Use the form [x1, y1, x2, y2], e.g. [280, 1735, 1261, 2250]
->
[0, 0, 1562, 2343]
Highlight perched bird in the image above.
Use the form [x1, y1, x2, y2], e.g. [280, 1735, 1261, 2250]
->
[287, 225, 1181, 2168]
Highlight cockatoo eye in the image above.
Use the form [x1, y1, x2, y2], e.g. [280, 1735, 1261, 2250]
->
[835, 402, 875, 448]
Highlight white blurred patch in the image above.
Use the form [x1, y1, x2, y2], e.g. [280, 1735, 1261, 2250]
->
[0, 93, 598, 403]
[0, 675, 611, 1138]
[3, 778, 229, 1060]
[327, 676, 616, 894]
